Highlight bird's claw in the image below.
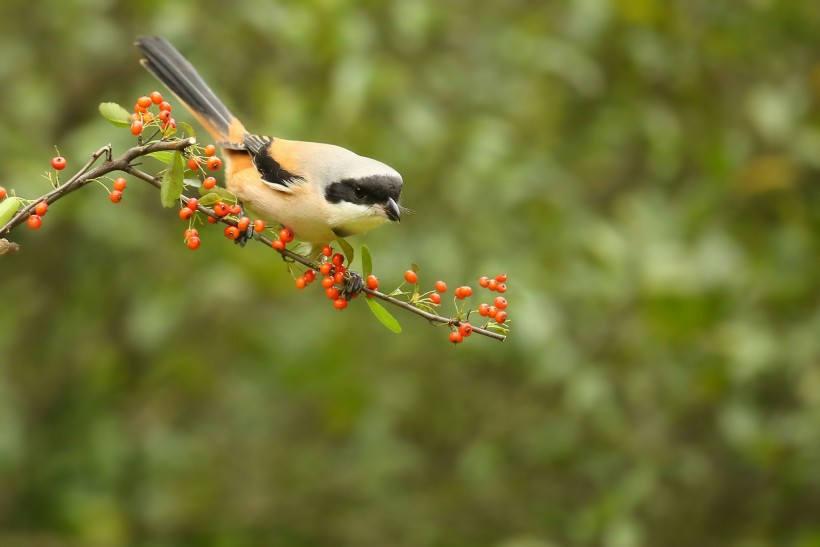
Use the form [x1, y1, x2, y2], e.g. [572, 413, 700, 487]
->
[342, 271, 364, 300]
[233, 201, 255, 247]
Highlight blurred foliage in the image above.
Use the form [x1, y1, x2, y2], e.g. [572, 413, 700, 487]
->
[1, 0, 820, 546]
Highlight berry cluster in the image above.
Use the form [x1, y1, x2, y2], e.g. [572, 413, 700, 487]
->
[131, 91, 176, 135]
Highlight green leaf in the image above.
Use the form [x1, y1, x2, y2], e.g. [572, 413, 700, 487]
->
[147, 151, 174, 164]
[197, 185, 235, 201]
[366, 298, 402, 333]
[411, 262, 420, 273]
[336, 237, 354, 265]
[178, 121, 196, 138]
[197, 192, 223, 206]
[99, 102, 132, 127]
[184, 177, 202, 188]
[160, 150, 185, 208]
[361, 244, 373, 278]
[0, 197, 21, 226]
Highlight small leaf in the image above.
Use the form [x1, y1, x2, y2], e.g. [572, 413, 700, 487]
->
[197, 185, 235, 201]
[160, 150, 185, 208]
[0, 197, 21, 226]
[147, 151, 174, 164]
[337, 237, 354, 265]
[197, 192, 223, 206]
[367, 298, 402, 333]
[361, 244, 372, 278]
[99, 102, 132, 127]
[178, 121, 196, 138]
[411, 262, 419, 273]
[184, 177, 202, 188]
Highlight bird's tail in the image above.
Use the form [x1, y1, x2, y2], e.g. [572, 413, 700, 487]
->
[135, 36, 247, 145]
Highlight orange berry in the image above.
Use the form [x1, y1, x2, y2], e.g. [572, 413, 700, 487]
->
[458, 323, 473, 337]
[187, 236, 201, 250]
[478, 276, 490, 288]
[27, 214, 42, 229]
[435, 280, 447, 293]
[496, 274, 507, 283]
[449, 331, 463, 344]
[459, 286, 473, 297]
[478, 303, 489, 316]
[179, 207, 193, 220]
[319, 262, 333, 276]
[304, 270, 316, 283]
[322, 245, 333, 257]
[326, 286, 340, 299]
[150, 91, 163, 104]
[430, 293, 441, 304]
[202, 176, 216, 189]
[51, 156, 66, 170]
[334, 271, 345, 285]
[487, 279, 499, 291]
[321, 276, 335, 289]
[0, 187, 6, 200]
[237, 216, 250, 232]
[331, 253, 345, 267]
[208, 215, 218, 224]
[206, 157, 222, 170]
[279, 228, 294, 243]
[497, 283, 507, 293]
[295, 276, 307, 289]
[134, 103, 147, 114]
[113, 177, 127, 191]
[272, 239, 286, 250]
[204, 144, 216, 157]
[253, 219, 265, 232]
[366, 275, 379, 290]
[184, 228, 199, 240]
[333, 298, 348, 310]
[159, 101, 172, 112]
[109, 190, 123, 203]
[494, 297, 508, 310]
[158, 109, 171, 122]
[137, 96, 152, 108]
[213, 202, 229, 217]
[188, 156, 201, 170]
[404, 270, 418, 284]
[186, 198, 199, 211]
[487, 306, 498, 318]
[131, 120, 144, 135]
[34, 201, 48, 216]
[224, 226, 240, 240]
[495, 311, 508, 323]
[228, 204, 242, 215]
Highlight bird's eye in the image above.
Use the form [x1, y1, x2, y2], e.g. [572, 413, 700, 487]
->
[353, 185, 365, 199]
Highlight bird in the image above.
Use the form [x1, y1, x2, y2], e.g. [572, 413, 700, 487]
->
[135, 36, 402, 255]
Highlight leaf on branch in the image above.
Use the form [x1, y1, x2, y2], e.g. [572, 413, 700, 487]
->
[160, 151, 185, 208]
[197, 185, 235, 201]
[99, 102, 132, 127]
[184, 178, 202, 188]
[336, 237, 354, 265]
[0, 197, 21, 227]
[361, 244, 373, 278]
[147, 151, 174, 164]
[197, 192, 223, 206]
[178, 121, 196, 139]
[367, 298, 402, 333]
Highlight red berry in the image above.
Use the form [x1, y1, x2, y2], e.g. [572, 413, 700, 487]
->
[228, 204, 242, 215]
[321, 276, 335, 289]
[137, 96, 152, 108]
[131, 120, 144, 135]
[295, 276, 307, 289]
[326, 286, 340, 300]
[458, 323, 473, 337]
[150, 91, 163, 104]
[435, 280, 447, 293]
[329, 253, 343, 267]
[184, 228, 199, 240]
[304, 270, 316, 283]
[333, 298, 348, 310]
[204, 144, 216, 157]
[159, 101, 172, 112]
[186, 198, 199, 211]
[179, 207, 193, 220]
[495, 311, 508, 323]
[51, 156, 66, 170]
[224, 226, 240, 240]
[109, 190, 123, 203]
[322, 245, 333, 257]
[34, 201, 48, 216]
[497, 283, 507, 293]
[279, 228, 294, 243]
[494, 297, 508, 310]
[253, 219, 265, 232]
[207, 215, 218, 224]
[478, 303, 490, 316]
[404, 270, 418, 284]
[430, 293, 441, 304]
[206, 157, 222, 170]
[272, 239, 286, 250]
[213, 202, 229, 217]
[487, 279, 499, 291]
[134, 103, 147, 114]
[496, 274, 507, 283]
[27, 215, 42, 229]
[158, 110, 171, 122]
[113, 177, 127, 191]
[203, 176, 216, 189]
[478, 276, 490, 288]
[366, 275, 379, 290]
[188, 156, 201, 170]
[187, 236, 201, 250]
[237, 216, 250, 232]
[0, 187, 6, 200]
[459, 286, 473, 297]
[487, 306, 498, 318]
[334, 271, 345, 285]
[449, 331, 463, 344]
[319, 262, 333, 276]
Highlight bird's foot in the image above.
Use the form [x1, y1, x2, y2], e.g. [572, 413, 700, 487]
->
[234, 202, 255, 247]
[342, 271, 364, 300]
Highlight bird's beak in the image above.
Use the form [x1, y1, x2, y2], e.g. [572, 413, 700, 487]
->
[384, 197, 401, 222]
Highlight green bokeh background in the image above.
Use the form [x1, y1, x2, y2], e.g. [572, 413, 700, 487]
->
[2, 1, 820, 546]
